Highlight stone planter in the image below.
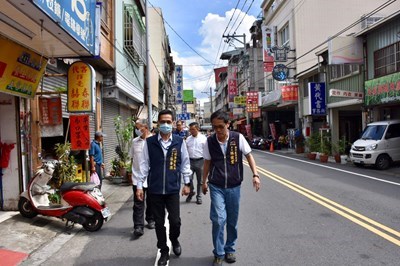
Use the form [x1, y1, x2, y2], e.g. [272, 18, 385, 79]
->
[320, 154, 329, 163]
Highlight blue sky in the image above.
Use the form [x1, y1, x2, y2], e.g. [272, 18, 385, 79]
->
[148, 0, 262, 103]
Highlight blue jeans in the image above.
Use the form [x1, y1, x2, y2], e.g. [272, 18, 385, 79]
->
[209, 183, 241, 258]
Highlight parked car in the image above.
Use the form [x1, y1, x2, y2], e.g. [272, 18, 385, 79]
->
[349, 120, 400, 170]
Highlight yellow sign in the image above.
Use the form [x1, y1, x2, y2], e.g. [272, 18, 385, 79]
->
[67, 62, 95, 113]
[0, 37, 47, 98]
[234, 96, 246, 105]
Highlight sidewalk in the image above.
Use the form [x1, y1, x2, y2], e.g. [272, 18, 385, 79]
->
[0, 180, 133, 266]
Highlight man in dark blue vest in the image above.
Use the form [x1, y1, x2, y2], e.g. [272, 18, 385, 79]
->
[136, 109, 192, 266]
[202, 110, 261, 266]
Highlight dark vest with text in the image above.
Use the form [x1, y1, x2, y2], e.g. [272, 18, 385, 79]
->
[207, 131, 243, 188]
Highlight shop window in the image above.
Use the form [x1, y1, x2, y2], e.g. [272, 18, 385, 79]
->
[374, 41, 400, 78]
[329, 64, 360, 81]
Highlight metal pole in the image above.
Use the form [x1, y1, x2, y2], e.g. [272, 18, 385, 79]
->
[210, 87, 213, 114]
[145, 0, 152, 129]
[244, 34, 250, 125]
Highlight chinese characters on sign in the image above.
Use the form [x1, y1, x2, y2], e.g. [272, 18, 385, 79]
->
[70, 115, 90, 150]
[0, 37, 47, 98]
[364, 72, 400, 106]
[329, 89, 364, 98]
[246, 92, 259, 113]
[67, 62, 95, 113]
[234, 96, 247, 105]
[33, 0, 97, 55]
[228, 66, 238, 95]
[175, 65, 183, 104]
[281, 85, 299, 101]
[308, 82, 326, 115]
[39, 97, 62, 125]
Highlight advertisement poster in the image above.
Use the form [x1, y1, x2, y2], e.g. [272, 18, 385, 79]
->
[67, 61, 95, 113]
[0, 37, 47, 98]
[70, 115, 90, 150]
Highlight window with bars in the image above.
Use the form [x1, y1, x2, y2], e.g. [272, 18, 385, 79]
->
[124, 4, 146, 66]
[279, 24, 289, 46]
[329, 64, 360, 81]
[374, 41, 400, 78]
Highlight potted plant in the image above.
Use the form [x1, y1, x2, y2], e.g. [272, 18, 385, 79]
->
[333, 138, 348, 164]
[319, 131, 331, 163]
[305, 132, 320, 160]
[294, 131, 305, 154]
[111, 115, 135, 183]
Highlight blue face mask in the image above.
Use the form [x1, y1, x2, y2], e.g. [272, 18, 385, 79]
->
[135, 128, 143, 137]
[159, 123, 172, 134]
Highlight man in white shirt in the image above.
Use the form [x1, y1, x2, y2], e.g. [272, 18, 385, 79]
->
[185, 122, 207, 204]
[129, 119, 155, 237]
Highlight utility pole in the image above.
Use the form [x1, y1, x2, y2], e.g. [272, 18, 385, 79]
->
[210, 87, 213, 114]
[222, 33, 249, 124]
[145, 0, 152, 129]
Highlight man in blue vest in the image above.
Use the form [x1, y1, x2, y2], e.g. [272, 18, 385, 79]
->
[202, 110, 261, 266]
[136, 109, 192, 266]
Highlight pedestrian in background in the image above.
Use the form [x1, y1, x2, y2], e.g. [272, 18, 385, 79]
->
[136, 109, 192, 266]
[185, 122, 207, 204]
[173, 120, 188, 139]
[89, 131, 105, 190]
[129, 119, 155, 237]
[202, 110, 261, 266]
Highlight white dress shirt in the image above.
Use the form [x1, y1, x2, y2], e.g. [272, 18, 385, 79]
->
[186, 133, 207, 159]
[137, 133, 192, 189]
[128, 136, 148, 187]
[203, 131, 252, 160]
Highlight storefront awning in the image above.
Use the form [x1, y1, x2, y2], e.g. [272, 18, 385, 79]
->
[262, 89, 281, 107]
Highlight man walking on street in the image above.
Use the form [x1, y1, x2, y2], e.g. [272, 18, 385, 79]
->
[202, 110, 261, 266]
[185, 122, 207, 204]
[89, 131, 105, 190]
[173, 120, 188, 139]
[129, 119, 155, 237]
[136, 109, 192, 266]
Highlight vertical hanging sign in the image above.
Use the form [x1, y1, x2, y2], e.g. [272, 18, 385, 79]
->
[308, 82, 326, 115]
[70, 114, 91, 150]
[175, 65, 183, 104]
[262, 25, 275, 72]
[67, 61, 96, 113]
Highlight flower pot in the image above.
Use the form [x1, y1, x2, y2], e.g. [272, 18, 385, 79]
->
[334, 154, 341, 163]
[320, 154, 329, 163]
[295, 146, 304, 154]
[307, 153, 317, 160]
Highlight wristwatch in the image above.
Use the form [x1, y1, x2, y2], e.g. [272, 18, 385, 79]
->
[184, 183, 191, 187]
[253, 174, 260, 178]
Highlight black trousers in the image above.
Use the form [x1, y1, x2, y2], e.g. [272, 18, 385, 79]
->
[148, 193, 181, 253]
[132, 185, 154, 229]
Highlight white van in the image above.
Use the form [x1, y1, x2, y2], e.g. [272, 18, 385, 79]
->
[350, 120, 400, 170]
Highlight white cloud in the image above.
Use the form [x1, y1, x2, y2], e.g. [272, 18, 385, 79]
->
[172, 9, 256, 106]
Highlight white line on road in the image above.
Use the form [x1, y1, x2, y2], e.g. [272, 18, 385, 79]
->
[255, 150, 400, 186]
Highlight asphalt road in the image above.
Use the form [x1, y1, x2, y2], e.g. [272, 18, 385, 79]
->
[23, 150, 400, 266]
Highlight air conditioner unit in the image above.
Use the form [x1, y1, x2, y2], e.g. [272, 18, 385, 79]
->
[361, 15, 383, 29]
[103, 88, 119, 99]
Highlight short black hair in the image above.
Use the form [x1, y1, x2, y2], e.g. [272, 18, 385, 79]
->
[210, 110, 229, 124]
[158, 109, 173, 121]
[189, 122, 199, 129]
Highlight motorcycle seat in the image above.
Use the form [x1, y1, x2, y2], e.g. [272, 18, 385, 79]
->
[60, 182, 97, 193]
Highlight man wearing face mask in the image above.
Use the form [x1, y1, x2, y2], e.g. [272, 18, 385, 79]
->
[129, 119, 155, 237]
[137, 109, 192, 266]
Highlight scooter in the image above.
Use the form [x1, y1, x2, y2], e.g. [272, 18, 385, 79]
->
[18, 160, 110, 232]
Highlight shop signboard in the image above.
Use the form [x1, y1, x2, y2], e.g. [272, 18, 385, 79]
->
[364, 72, 400, 106]
[70, 114, 90, 150]
[175, 65, 183, 104]
[281, 85, 298, 101]
[33, 0, 98, 55]
[183, 89, 194, 103]
[228, 66, 238, 95]
[329, 89, 363, 99]
[39, 97, 62, 125]
[308, 82, 326, 115]
[246, 92, 259, 113]
[67, 61, 96, 113]
[234, 96, 246, 105]
[0, 37, 47, 98]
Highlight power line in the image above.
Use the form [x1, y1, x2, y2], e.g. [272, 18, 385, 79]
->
[232, 0, 255, 35]
[222, 0, 242, 36]
[227, 0, 249, 36]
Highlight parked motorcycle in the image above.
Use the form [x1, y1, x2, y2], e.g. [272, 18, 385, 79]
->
[18, 161, 110, 232]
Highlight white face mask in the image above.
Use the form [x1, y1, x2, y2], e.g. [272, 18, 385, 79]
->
[135, 128, 143, 137]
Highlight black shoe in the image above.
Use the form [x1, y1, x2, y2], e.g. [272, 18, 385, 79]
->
[225, 253, 236, 263]
[186, 192, 195, 202]
[147, 221, 155, 229]
[133, 227, 144, 237]
[213, 257, 224, 266]
[196, 198, 202, 205]
[172, 241, 182, 256]
[158, 252, 169, 266]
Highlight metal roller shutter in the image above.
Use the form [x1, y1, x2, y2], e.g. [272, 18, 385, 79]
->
[102, 99, 119, 174]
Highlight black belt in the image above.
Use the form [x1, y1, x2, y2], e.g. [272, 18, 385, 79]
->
[190, 158, 203, 161]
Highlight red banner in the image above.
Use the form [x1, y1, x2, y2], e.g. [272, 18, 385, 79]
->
[246, 92, 259, 113]
[263, 55, 274, 72]
[39, 97, 62, 125]
[281, 85, 299, 101]
[228, 66, 237, 95]
[70, 115, 90, 150]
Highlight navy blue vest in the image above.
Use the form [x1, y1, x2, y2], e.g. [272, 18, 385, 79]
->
[146, 134, 183, 194]
[207, 131, 243, 188]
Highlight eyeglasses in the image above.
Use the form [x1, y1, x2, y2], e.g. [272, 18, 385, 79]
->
[212, 124, 226, 130]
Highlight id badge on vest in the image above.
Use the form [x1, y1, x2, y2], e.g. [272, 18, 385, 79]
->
[170, 147, 177, 170]
[229, 140, 238, 165]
